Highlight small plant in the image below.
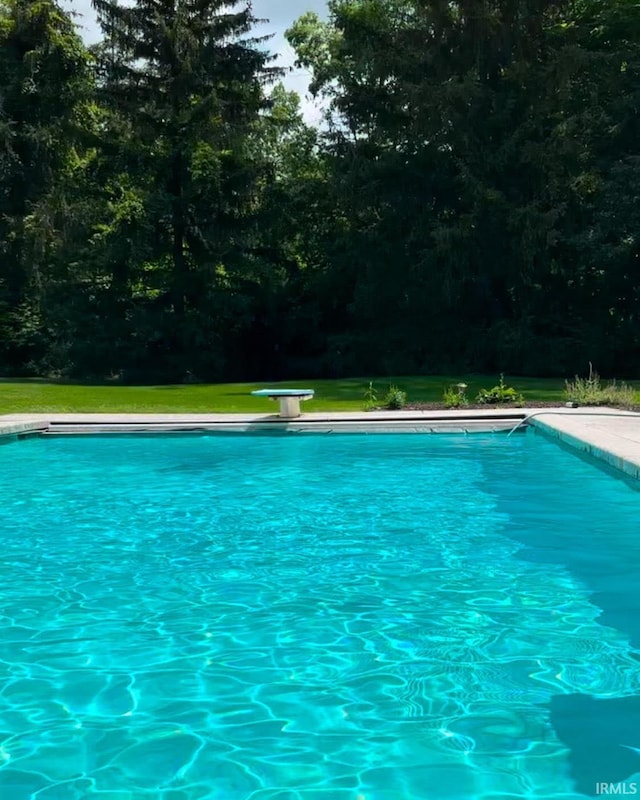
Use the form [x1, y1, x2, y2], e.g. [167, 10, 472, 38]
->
[363, 381, 379, 410]
[384, 384, 407, 410]
[564, 363, 636, 407]
[476, 374, 524, 405]
[443, 382, 468, 408]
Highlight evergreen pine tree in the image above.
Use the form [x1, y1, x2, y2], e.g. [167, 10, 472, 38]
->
[91, 0, 279, 374]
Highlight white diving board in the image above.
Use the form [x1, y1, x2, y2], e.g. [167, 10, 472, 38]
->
[251, 388, 315, 419]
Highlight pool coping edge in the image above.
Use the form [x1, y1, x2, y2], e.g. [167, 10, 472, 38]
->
[527, 412, 640, 481]
[1, 409, 639, 479]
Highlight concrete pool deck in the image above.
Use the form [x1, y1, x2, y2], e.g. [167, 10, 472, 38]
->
[1, 407, 639, 480]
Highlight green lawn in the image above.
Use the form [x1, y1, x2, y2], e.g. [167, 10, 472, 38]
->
[0, 375, 570, 414]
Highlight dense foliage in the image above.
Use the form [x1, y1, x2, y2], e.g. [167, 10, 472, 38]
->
[1, 0, 639, 381]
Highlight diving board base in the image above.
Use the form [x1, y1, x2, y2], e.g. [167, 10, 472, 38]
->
[250, 389, 315, 419]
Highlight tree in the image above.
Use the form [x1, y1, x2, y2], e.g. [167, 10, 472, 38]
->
[0, 0, 91, 372]
[88, 0, 279, 379]
[546, 0, 640, 372]
[3, 0, 640, 382]
[286, 0, 640, 376]
[241, 83, 341, 378]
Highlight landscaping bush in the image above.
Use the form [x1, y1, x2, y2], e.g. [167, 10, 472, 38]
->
[476, 375, 524, 405]
[384, 385, 407, 409]
[443, 383, 468, 408]
[564, 365, 636, 407]
[363, 381, 378, 410]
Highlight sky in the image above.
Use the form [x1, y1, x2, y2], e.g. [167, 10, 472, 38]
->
[61, 0, 329, 123]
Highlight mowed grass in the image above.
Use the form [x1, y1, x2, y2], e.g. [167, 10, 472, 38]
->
[0, 375, 573, 414]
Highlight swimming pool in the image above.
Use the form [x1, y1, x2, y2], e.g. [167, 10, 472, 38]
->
[0, 431, 639, 799]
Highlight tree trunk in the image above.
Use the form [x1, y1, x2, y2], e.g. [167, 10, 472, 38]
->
[170, 147, 187, 317]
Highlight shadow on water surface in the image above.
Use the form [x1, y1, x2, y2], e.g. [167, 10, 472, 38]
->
[480, 434, 640, 797]
[488, 434, 640, 650]
[551, 694, 640, 797]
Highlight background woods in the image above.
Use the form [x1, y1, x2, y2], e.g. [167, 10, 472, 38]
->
[1, 0, 639, 382]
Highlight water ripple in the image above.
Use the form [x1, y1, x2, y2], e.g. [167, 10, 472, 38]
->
[0, 433, 639, 799]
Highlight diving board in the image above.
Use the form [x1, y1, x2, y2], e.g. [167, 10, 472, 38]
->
[251, 388, 315, 419]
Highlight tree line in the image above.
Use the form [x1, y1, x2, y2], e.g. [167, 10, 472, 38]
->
[1, 0, 639, 383]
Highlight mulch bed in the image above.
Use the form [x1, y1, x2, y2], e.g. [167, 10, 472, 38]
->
[403, 401, 563, 411]
[400, 401, 639, 412]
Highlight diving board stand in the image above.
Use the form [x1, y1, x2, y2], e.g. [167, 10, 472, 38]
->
[251, 388, 315, 419]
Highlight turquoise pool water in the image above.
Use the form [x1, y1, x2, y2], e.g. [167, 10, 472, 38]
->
[1, 431, 640, 800]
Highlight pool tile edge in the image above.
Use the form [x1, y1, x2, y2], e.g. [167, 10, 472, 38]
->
[529, 413, 640, 480]
[0, 419, 49, 438]
[3, 410, 640, 482]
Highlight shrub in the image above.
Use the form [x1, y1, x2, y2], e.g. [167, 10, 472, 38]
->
[476, 374, 524, 405]
[384, 385, 407, 409]
[443, 382, 468, 408]
[363, 381, 378, 410]
[564, 364, 636, 407]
